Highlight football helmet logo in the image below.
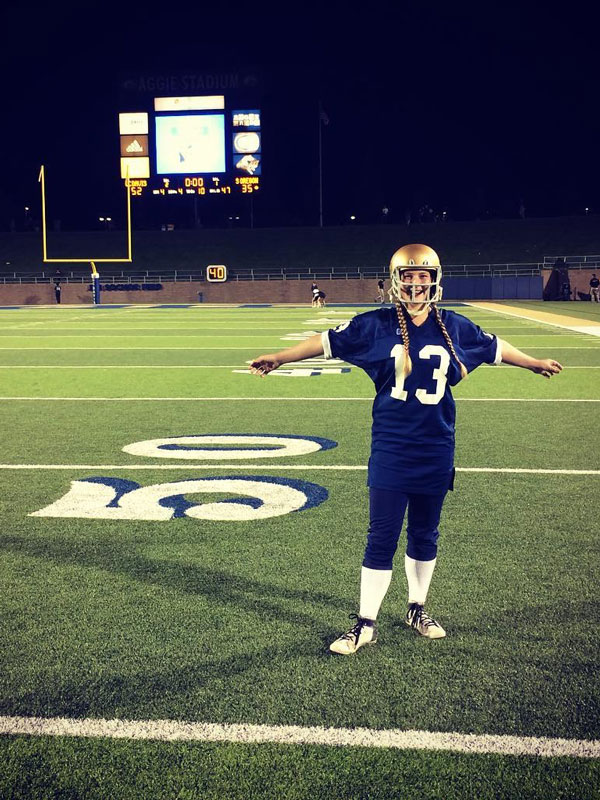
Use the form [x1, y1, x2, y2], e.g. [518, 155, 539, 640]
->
[389, 243, 443, 314]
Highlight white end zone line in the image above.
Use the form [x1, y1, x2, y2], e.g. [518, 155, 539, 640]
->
[0, 465, 598, 474]
[0, 715, 597, 758]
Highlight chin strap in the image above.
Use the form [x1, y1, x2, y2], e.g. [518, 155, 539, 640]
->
[402, 303, 430, 318]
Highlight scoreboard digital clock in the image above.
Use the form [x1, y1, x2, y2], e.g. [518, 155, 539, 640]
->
[206, 265, 227, 282]
[118, 96, 261, 198]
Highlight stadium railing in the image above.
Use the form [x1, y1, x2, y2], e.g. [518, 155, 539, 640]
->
[0, 262, 548, 284]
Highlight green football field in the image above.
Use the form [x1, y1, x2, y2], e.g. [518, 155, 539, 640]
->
[0, 300, 599, 799]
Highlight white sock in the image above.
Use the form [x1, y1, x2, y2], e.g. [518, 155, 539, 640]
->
[404, 555, 437, 605]
[359, 566, 393, 620]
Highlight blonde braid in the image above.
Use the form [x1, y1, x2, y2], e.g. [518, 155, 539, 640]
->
[433, 304, 468, 380]
[395, 303, 412, 377]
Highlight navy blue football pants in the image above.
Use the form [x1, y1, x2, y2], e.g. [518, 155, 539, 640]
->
[363, 487, 447, 570]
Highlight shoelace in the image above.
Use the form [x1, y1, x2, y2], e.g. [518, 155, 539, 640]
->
[341, 613, 370, 642]
[408, 604, 438, 630]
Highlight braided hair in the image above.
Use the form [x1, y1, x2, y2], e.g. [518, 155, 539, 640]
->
[394, 303, 468, 380]
[433, 304, 468, 379]
[395, 301, 413, 377]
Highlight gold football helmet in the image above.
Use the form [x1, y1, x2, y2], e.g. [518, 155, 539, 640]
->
[389, 243, 443, 314]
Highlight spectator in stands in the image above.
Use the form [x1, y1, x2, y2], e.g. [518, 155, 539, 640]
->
[590, 274, 600, 302]
[249, 243, 563, 655]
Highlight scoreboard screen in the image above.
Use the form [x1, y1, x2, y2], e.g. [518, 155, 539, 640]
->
[118, 95, 261, 198]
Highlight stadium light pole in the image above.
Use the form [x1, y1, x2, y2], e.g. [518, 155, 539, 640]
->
[318, 112, 323, 227]
[318, 100, 329, 228]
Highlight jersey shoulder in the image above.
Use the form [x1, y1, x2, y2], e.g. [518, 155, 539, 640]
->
[335, 307, 396, 334]
[438, 308, 497, 357]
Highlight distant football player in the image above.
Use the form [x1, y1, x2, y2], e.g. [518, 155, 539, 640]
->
[250, 244, 562, 654]
[311, 282, 320, 307]
[311, 283, 325, 307]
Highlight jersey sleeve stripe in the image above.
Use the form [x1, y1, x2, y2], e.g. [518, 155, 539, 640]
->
[492, 337, 502, 365]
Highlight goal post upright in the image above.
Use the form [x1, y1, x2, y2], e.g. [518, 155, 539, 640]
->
[38, 165, 133, 263]
[38, 165, 133, 305]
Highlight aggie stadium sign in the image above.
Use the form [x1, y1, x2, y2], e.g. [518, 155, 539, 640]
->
[120, 72, 261, 94]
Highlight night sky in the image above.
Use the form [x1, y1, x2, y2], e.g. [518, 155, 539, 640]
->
[1, 2, 597, 230]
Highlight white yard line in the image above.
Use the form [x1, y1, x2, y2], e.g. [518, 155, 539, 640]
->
[0, 365, 599, 369]
[0, 325, 337, 330]
[0, 347, 278, 350]
[0, 396, 598, 402]
[0, 324, 550, 330]
[0, 465, 598, 474]
[1, 346, 599, 352]
[0, 715, 597, 758]
[0, 365, 259, 369]
[0, 335, 299, 339]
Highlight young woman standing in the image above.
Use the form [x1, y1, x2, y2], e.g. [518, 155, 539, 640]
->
[250, 244, 562, 654]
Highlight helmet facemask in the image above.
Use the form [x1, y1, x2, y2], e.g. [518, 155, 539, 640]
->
[389, 244, 443, 317]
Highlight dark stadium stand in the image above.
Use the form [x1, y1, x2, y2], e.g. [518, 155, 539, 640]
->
[2, 216, 600, 284]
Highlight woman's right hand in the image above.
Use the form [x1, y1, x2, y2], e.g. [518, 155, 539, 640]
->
[249, 354, 281, 376]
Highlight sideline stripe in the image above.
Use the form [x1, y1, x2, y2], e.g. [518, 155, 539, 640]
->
[0, 397, 598, 402]
[0, 465, 598, 474]
[467, 302, 600, 337]
[0, 715, 597, 758]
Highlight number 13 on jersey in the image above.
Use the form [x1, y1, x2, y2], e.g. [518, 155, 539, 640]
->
[390, 344, 450, 405]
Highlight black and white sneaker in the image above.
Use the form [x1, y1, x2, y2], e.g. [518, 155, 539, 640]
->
[405, 603, 446, 639]
[329, 614, 378, 655]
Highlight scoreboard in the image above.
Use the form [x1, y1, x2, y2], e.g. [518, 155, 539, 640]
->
[118, 95, 261, 198]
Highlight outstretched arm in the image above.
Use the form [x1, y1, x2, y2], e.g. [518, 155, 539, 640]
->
[498, 338, 563, 378]
[249, 333, 325, 376]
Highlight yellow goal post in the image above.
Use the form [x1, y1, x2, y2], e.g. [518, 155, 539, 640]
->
[38, 165, 133, 267]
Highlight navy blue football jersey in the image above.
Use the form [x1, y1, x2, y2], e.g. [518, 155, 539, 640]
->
[322, 307, 500, 493]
